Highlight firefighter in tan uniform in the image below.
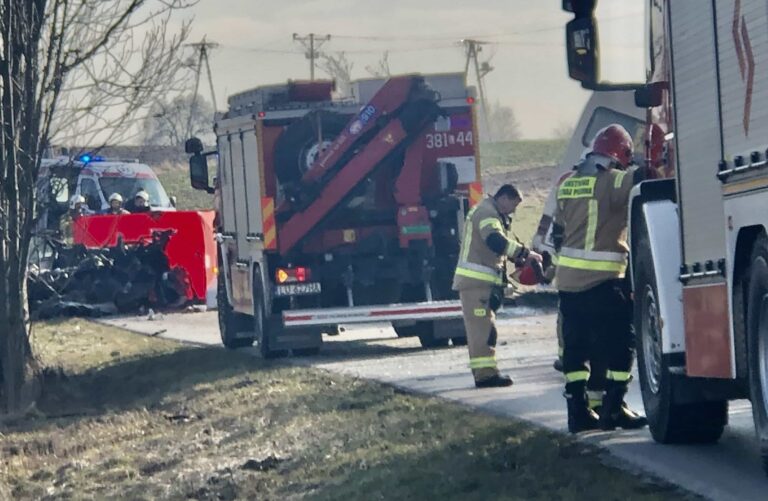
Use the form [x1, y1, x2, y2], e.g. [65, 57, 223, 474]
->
[553, 124, 647, 433]
[453, 184, 542, 388]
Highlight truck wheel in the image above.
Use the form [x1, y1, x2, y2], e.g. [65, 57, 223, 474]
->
[253, 272, 287, 359]
[746, 234, 768, 475]
[417, 321, 450, 349]
[273, 110, 348, 186]
[393, 324, 418, 338]
[293, 347, 321, 357]
[217, 268, 254, 349]
[635, 232, 726, 444]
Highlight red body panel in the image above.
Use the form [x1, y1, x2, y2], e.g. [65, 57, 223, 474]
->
[73, 211, 216, 301]
[397, 206, 432, 248]
[301, 225, 398, 253]
[288, 80, 335, 102]
[396, 112, 475, 204]
[682, 283, 733, 378]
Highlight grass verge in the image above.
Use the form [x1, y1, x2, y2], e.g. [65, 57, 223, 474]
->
[480, 139, 567, 173]
[0, 321, 694, 500]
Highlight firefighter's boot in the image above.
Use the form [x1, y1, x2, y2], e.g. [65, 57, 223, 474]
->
[599, 380, 648, 430]
[475, 373, 513, 388]
[564, 382, 600, 433]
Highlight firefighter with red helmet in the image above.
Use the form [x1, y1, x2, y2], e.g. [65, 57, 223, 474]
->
[552, 124, 648, 433]
[453, 184, 542, 388]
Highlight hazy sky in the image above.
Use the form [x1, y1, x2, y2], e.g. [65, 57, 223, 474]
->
[176, 0, 643, 138]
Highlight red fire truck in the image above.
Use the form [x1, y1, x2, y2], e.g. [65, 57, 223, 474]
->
[187, 74, 482, 357]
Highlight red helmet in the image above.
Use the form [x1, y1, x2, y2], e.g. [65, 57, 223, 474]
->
[590, 124, 634, 168]
[514, 263, 540, 286]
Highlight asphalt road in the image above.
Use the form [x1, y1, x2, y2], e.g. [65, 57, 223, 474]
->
[102, 308, 766, 501]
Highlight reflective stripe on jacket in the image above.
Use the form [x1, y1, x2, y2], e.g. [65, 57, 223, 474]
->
[553, 167, 635, 292]
[453, 197, 524, 290]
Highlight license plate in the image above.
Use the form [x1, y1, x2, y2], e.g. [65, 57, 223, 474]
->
[274, 282, 322, 297]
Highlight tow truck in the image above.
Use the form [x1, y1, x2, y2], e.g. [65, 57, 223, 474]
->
[187, 74, 482, 356]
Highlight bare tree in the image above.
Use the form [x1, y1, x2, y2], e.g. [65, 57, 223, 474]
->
[0, 0, 191, 415]
[319, 51, 354, 97]
[143, 94, 214, 147]
[479, 101, 521, 143]
[552, 121, 575, 140]
[365, 51, 391, 78]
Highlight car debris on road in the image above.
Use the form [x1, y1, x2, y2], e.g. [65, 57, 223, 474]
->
[28, 229, 190, 319]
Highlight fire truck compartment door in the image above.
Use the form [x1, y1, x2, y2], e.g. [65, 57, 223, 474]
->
[669, 0, 727, 267]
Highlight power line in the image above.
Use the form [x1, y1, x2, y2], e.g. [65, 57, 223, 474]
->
[222, 45, 302, 54]
[463, 39, 493, 142]
[185, 36, 219, 135]
[321, 13, 641, 43]
[292, 33, 331, 80]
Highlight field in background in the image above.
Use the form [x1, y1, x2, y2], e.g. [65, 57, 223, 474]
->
[479, 139, 566, 244]
[480, 139, 567, 174]
[156, 140, 566, 243]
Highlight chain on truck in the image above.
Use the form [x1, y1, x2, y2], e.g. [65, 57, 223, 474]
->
[561, 0, 768, 475]
[186, 74, 483, 357]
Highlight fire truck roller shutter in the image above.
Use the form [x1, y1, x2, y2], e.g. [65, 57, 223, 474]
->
[274, 109, 349, 186]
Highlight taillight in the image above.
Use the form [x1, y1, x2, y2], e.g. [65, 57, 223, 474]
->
[275, 267, 311, 284]
[466, 96, 475, 105]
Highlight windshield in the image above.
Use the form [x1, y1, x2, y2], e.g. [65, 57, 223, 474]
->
[98, 177, 171, 208]
[582, 106, 646, 164]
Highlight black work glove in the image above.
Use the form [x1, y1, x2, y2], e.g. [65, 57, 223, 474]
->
[489, 286, 504, 312]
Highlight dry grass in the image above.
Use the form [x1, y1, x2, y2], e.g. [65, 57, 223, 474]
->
[0, 321, 696, 500]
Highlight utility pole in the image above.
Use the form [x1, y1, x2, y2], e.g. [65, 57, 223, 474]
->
[185, 36, 219, 137]
[462, 39, 494, 142]
[293, 33, 331, 80]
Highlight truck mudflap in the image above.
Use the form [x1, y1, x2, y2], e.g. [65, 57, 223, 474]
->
[282, 300, 462, 328]
[73, 211, 217, 302]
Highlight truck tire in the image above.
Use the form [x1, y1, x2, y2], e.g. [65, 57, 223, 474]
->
[393, 323, 419, 338]
[217, 267, 255, 349]
[253, 272, 287, 359]
[746, 234, 768, 475]
[416, 321, 449, 348]
[635, 232, 726, 444]
[273, 110, 348, 186]
[293, 347, 321, 357]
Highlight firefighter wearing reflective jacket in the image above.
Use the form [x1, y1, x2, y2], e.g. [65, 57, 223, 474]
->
[552, 124, 647, 433]
[453, 184, 542, 388]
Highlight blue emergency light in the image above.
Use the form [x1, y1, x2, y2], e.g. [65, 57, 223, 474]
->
[78, 153, 104, 163]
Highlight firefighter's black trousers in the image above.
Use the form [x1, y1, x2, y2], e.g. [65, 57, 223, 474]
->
[559, 279, 635, 385]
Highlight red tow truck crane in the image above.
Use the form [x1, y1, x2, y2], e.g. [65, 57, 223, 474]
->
[186, 73, 483, 356]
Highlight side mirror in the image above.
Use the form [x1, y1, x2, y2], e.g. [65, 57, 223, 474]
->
[169, 195, 177, 208]
[635, 82, 666, 108]
[566, 16, 599, 88]
[189, 154, 214, 194]
[185, 137, 204, 154]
